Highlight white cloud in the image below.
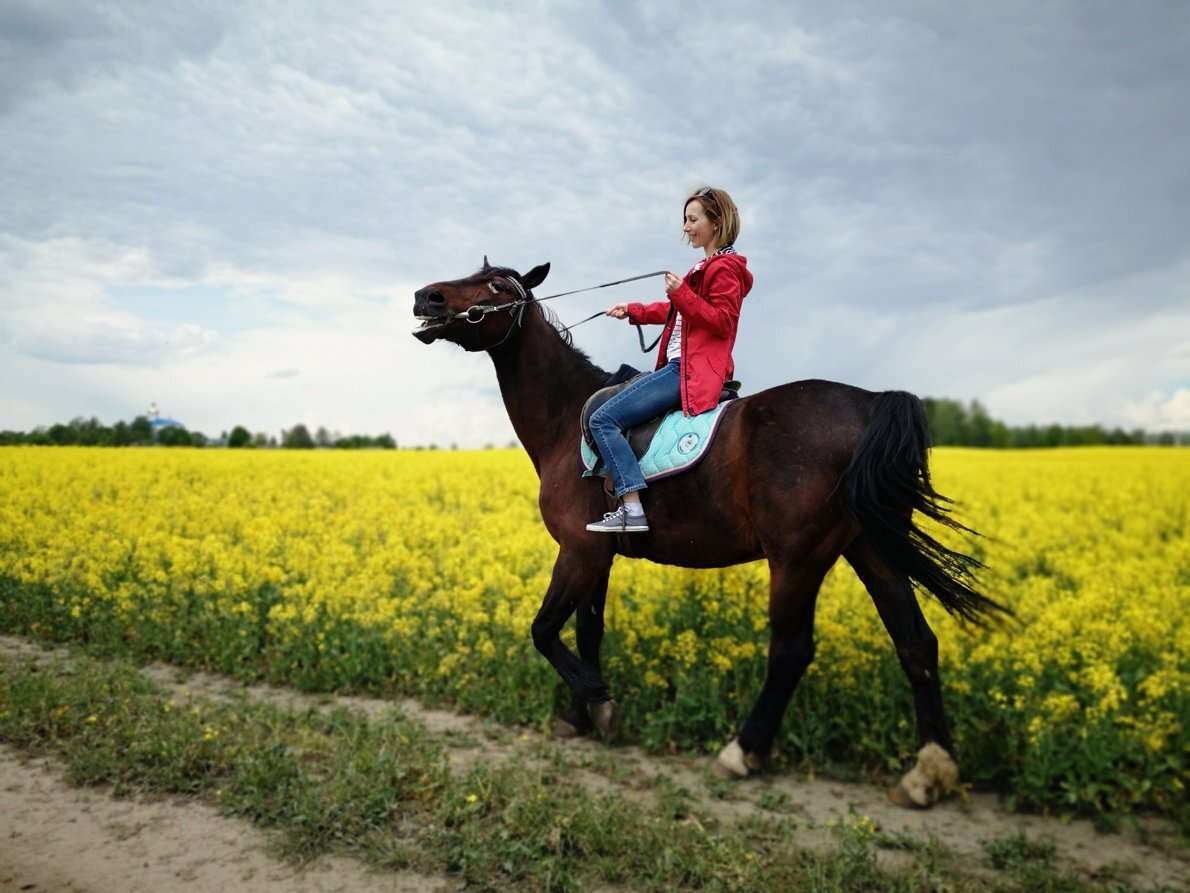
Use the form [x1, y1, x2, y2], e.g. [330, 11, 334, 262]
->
[1121, 389, 1190, 433]
[1, 1, 1189, 444]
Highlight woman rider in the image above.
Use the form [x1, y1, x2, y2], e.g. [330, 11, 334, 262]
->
[587, 185, 753, 533]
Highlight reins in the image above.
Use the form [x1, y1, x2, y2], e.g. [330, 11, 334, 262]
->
[450, 269, 669, 353]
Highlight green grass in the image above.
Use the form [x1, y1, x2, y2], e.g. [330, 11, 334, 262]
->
[0, 650, 1179, 893]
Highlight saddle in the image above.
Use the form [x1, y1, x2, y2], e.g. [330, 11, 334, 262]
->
[580, 364, 741, 463]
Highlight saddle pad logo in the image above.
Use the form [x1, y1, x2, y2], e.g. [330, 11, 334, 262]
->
[677, 433, 700, 455]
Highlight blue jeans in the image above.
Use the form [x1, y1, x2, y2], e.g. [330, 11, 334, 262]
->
[589, 359, 681, 498]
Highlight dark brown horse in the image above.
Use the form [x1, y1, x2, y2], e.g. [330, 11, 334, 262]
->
[414, 259, 1006, 807]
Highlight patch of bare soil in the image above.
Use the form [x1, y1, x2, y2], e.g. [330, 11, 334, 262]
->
[0, 748, 446, 893]
[1, 636, 1185, 892]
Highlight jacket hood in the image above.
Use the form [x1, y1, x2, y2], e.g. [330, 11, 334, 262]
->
[706, 252, 753, 297]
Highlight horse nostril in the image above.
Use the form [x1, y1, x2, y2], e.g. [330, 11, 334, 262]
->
[414, 287, 447, 309]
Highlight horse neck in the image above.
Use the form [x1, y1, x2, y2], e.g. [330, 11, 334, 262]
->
[488, 307, 605, 466]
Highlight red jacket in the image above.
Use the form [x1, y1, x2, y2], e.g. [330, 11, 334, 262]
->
[626, 252, 752, 415]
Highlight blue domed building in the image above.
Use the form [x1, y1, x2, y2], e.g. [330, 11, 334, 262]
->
[147, 402, 184, 432]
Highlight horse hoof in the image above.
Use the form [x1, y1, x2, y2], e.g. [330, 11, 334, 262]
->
[586, 699, 620, 739]
[887, 783, 929, 809]
[714, 739, 760, 779]
[552, 705, 593, 739]
[890, 743, 959, 809]
[552, 719, 582, 739]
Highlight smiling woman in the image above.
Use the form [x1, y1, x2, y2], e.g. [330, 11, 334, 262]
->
[588, 186, 750, 533]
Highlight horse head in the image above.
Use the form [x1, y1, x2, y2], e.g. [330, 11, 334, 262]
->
[413, 257, 551, 352]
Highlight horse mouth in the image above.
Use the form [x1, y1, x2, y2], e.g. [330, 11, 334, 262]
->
[413, 315, 451, 342]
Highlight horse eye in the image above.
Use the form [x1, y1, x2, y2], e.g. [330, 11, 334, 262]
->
[487, 281, 502, 294]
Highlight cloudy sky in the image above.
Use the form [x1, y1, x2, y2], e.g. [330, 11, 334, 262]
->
[2, 0, 1187, 446]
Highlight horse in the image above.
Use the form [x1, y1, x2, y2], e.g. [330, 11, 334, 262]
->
[413, 259, 1008, 808]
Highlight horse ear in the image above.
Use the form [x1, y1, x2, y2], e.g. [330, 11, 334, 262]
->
[521, 263, 550, 290]
[482, 255, 492, 271]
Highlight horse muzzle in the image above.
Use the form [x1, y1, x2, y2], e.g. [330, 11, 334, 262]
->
[413, 288, 452, 342]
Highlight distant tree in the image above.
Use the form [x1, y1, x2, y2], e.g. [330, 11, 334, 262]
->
[129, 416, 154, 445]
[335, 433, 398, 449]
[228, 425, 252, 448]
[47, 423, 76, 445]
[967, 401, 995, 447]
[922, 397, 968, 446]
[990, 420, 1010, 449]
[156, 425, 192, 447]
[315, 426, 335, 448]
[71, 416, 106, 446]
[282, 424, 315, 449]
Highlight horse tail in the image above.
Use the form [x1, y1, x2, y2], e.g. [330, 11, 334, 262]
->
[840, 390, 1009, 626]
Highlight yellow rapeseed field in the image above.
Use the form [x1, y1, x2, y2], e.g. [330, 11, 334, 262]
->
[0, 445, 1185, 820]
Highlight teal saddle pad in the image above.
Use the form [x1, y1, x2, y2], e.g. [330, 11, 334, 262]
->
[580, 402, 734, 483]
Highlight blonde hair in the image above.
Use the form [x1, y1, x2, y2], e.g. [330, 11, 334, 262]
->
[684, 186, 740, 251]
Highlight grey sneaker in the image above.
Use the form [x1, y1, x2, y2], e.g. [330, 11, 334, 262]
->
[586, 505, 649, 533]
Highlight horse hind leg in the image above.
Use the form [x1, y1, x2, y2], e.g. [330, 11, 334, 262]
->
[716, 558, 829, 778]
[845, 534, 959, 808]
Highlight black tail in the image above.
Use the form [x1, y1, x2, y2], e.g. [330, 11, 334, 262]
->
[840, 390, 1010, 626]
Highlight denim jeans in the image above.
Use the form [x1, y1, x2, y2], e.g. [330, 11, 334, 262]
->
[589, 359, 681, 497]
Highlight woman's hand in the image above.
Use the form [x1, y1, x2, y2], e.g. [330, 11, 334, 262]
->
[664, 272, 682, 295]
[606, 302, 630, 319]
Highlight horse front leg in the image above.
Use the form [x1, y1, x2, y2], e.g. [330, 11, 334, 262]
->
[551, 568, 611, 739]
[845, 535, 959, 808]
[716, 559, 829, 778]
[531, 550, 619, 738]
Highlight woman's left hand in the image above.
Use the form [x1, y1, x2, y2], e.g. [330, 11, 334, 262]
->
[664, 272, 682, 296]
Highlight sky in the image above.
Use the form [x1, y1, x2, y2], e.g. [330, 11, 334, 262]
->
[1, 0, 1188, 446]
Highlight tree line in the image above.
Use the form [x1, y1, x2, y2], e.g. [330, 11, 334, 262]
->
[0, 417, 397, 449]
[921, 398, 1186, 447]
[0, 402, 1185, 449]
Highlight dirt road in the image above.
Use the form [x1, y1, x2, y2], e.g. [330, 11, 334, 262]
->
[1, 636, 1184, 891]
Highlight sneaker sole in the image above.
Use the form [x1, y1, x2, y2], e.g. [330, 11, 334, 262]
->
[586, 522, 649, 533]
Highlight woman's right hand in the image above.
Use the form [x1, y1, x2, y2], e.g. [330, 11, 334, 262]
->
[606, 302, 630, 319]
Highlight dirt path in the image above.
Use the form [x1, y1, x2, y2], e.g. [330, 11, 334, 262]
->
[1, 636, 1185, 891]
[0, 748, 447, 893]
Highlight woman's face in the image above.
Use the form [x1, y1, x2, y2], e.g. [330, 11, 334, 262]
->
[683, 199, 717, 253]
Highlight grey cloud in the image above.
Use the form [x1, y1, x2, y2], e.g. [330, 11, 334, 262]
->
[19, 319, 218, 367]
[1, 1, 1187, 440]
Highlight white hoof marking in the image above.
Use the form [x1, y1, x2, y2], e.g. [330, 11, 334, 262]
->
[897, 743, 959, 807]
[715, 739, 750, 778]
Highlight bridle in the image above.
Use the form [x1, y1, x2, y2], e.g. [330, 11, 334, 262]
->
[445, 269, 670, 351]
